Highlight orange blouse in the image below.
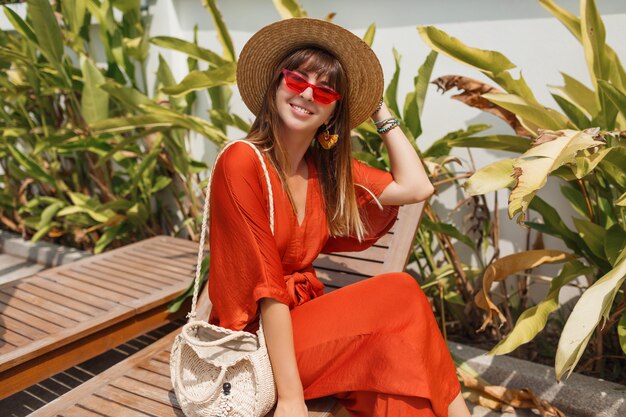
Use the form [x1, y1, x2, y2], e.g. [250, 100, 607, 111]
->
[207, 142, 399, 331]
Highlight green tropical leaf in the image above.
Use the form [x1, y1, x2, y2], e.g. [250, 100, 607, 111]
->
[62, 0, 87, 39]
[417, 26, 515, 74]
[384, 48, 401, 116]
[111, 0, 139, 13]
[27, 0, 65, 66]
[80, 55, 109, 123]
[37, 201, 65, 230]
[604, 224, 626, 266]
[421, 218, 474, 248]
[362, 23, 375, 47]
[155, 54, 186, 109]
[151, 176, 172, 194]
[448, 135, 531, 154]
[31, 222, 58, 243]
[491, 260, 591, 355]
[272, 0, 307, 18]
[8, 146, 55, 185]
[168, 255, 209, 312]
[99, 79, 154, 110]
[573, 147, 611, 179]
[94, 225, 121, 254]
[528, 196, 586, 254]
[404, 51, 437, 139]
[573, 217, 606, 260]
[91, 108, 228, 145]
[556, 248, 626, 380]
[580, 0, 609, 89]
[540, 0, 626, 92]
[464, 158, 516, 196]
[598, 80, 626, 118]
[161, 64, 236, 97]
[551, 94, 591, 129]
[150, 36, 228, 66]
[549, 73, 599, 117]
[4, 4, 37, 44]
[619, 312, 626, 355]
[616, 191, 626, 207]
[560, 185, 589, 219]
[482, 93, 571, 133]
[203, 0, 236, 62]
[539, 0, 581, 39]
[508, 130, 604, 223]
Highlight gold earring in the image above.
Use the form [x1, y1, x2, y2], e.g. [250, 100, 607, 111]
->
[317, 126, 339, 150]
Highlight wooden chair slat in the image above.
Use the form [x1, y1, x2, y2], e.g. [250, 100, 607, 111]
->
[129, 244, 198, 262]
[313, 254, 382, 276]
[60, 405, 106, 417]
[315, 269, 369, 289]
[77, 261, 181, 287]
[114, 252, 196, 275]
[9, 282, 101, 317]
[26, 276, 118, 311]
[0, 286, 92, 321]
[42, 271, 140, 304]
[90, 258, 189, 283]
[65, 266, 157, 296]
[1, 315, 49, 339]
[0, 306, 135, 373]
[111, 376, 181, 409]
[126, 366, 172, 389]
[1, 325, 33, 347]
[78, 392, 155, 417]
[125, 247, 197, 268]
[55, 269, 151, 298]
[332, 244, 389, 261]
[0, 302, 66, 334]
[0, 291, 79, 327]
[97, 384, 182, 416]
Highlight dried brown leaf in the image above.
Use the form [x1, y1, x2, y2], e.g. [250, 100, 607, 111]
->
[475, 250, 572, 331]
[433, 75, 532, 137]
[459, 367, 565, 417]
[531, 129, 565, 147]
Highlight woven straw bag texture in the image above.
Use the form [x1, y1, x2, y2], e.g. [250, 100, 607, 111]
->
[170, 141, 277, 416]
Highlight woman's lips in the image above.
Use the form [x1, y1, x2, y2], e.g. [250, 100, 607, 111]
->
[290, 103, 314, 115]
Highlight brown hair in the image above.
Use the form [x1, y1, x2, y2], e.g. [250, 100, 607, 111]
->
[245, 47, 367, 240]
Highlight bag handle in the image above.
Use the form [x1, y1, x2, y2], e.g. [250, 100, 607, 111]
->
[187, 140, 275, 320]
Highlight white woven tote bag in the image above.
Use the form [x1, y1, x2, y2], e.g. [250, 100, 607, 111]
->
[170, 141, 277, 417]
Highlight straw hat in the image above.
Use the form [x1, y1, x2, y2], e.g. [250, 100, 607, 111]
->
[237, 18, 384, 129]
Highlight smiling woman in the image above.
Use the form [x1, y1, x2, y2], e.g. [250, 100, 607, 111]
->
[187, 17, 469, 417]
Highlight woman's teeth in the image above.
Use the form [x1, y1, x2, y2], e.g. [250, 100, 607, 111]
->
[291, 104, 312, 114]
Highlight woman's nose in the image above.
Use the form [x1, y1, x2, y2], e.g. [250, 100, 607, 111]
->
[300, 86, 314, 101]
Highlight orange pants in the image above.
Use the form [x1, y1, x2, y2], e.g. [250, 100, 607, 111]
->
[290, 273, 460, 417]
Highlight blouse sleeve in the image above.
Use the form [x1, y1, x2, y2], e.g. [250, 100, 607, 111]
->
[207, 142, 291, 331]
[321, 158, 399, 253]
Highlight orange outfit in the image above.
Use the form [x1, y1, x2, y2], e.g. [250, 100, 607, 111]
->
[208, 142, 460, 417]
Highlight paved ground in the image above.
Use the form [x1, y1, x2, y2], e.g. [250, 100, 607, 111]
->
[0, 253, 46, 285]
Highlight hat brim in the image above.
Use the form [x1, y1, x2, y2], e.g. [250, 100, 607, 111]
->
[237, 18, 383, 130]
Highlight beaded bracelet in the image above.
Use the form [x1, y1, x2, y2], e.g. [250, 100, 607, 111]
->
[373, 117, 395, 126]
[377, 118, 399, 134]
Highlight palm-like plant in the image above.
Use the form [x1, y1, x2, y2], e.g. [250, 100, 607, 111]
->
[418, 0, 626, 381]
